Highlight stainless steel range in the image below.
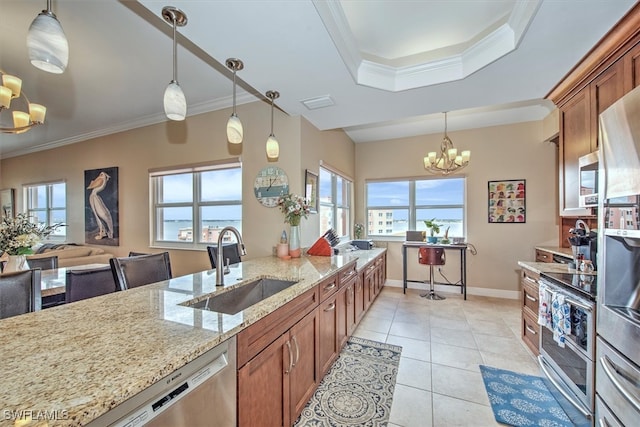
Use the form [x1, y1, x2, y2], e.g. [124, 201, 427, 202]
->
[538, 271, 597, 427]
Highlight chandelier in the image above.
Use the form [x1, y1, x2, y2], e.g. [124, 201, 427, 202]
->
[0, 71, 46, 134]
[423, 112, 470, 175]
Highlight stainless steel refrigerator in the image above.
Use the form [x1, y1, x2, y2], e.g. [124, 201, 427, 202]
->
[596, 83, 640, 427]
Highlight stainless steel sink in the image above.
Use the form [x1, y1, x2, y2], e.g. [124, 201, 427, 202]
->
[185, 278, 298, 315]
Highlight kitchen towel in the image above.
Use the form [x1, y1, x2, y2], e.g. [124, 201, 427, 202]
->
[551, 292, 571, 347]
[538, 282, 552, 329]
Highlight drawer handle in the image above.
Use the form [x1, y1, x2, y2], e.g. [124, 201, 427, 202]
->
[324, 302, 336, 312]
[525, 294, 538, 302]
[284, 340, 293, 374]
[600, 355, 640, 413]
[324, 283, 336, 291]
[524, 276, 539, 285]
[525, 324, 537, 335]
[291, 336, 300, 367]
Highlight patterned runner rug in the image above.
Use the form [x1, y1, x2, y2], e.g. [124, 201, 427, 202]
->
[479, 365, 573, 427]
[294, 337, 402, 427]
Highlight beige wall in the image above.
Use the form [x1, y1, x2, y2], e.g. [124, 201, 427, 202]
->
[355, 121, 558, 297]
[2, 108, 557, 296]
[0, 101, 320, 276]
[300, 117, 356, 244]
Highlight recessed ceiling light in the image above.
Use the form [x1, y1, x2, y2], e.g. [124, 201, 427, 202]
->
[301, 95, 335, 110]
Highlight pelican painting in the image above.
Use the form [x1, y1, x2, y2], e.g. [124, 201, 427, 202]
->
[84, 167, 119, 246]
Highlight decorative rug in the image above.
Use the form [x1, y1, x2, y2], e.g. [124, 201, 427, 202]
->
[294, 337, 402, 427]
[479, 365, 573, 427]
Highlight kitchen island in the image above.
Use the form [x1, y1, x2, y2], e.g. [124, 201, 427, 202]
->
[0, 249, 385, 427]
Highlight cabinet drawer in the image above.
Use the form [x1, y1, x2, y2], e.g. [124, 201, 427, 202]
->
[535, 249, 553, 263]
[338, 262, 358, 287]
[522, 278, 539, 314]
[237, 286, 319, 367]
[319, 274, 339, 301]
[521, 268, 540, 287]
[522, 308, 540, 356]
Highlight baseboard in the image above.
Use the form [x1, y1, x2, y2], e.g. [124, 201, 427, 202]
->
[383, 279, 520, 300]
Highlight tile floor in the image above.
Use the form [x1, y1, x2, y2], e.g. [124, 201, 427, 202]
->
[352, 285, 539, 427]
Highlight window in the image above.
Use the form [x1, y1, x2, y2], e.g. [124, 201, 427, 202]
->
[366, 177, 465, 238]
[24, 181, 66, 239]
[318, 165, 352, 238]
[150, 161, 242, 249]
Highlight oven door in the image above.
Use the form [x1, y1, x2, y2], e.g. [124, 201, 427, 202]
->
[538, 281, 595, 425]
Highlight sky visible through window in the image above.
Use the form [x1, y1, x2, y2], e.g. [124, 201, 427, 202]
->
[160, 169, 242, 220]
[367, 179, 463, 221]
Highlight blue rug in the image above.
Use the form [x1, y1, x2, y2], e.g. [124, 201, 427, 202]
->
[479, 365, 573, 427]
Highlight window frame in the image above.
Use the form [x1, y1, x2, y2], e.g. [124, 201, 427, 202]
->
[365, 176, 467, 240]
[23, 180, 67, 241]
[318, 164, 353, 241]
[149, 160, 242, 251]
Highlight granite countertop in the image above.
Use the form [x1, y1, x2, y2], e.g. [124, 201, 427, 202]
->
[0, 248, 385, 427]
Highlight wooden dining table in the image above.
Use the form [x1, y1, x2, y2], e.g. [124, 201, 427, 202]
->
[40, 263, 110, 306]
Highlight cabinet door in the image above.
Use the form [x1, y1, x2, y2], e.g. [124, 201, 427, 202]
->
[590, 61, 624, 149]
[318, 293, 339, 376]
[354, 273, 365, 325]
[238, 333, 290, 427]
[344, 281, 357, 338]
[289, 309, 320, 422]
[559, 89, 592, 216]
[623, 42, 640, 92]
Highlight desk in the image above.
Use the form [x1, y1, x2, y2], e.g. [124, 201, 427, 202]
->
[40, 264, 110, 306]
[402, 242, 468, 300]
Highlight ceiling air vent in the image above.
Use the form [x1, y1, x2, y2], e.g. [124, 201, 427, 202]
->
[301, 95, 335, 110]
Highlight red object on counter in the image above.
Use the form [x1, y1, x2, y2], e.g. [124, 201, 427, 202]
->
[306, 236, 332, 256]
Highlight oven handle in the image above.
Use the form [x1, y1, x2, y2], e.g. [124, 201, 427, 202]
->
[564, 296, 593, 312]
[600, 355, 640, 414]
[538, 355, 593, 419]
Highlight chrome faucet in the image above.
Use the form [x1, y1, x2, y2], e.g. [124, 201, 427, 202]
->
[216, 226, 247, 286]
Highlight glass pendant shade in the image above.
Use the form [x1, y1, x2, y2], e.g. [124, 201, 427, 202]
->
[164, 81, 186, 121]
[266, 134, 279, 159]
[27, 11, 69, 74]
[227, 113, 243, 144]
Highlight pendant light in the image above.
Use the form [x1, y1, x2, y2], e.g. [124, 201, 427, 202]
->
[265, 90, 280, 159]
[162, 6, 188, 121]
[226, 58, 244, 144]
[27, 0, 69, 74]
[423, 112, 470, 175]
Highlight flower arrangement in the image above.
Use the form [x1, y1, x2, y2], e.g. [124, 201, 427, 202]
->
[0, 213, 63, 256]
[354, 223, 364, 239]
[277, 193, 311, 226]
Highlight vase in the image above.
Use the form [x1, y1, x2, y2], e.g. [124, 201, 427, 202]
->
[289, 225, 301, 258]
[2, 255, 30, 274]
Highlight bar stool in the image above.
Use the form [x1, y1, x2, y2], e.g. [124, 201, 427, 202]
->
[418, 246, 446, 300]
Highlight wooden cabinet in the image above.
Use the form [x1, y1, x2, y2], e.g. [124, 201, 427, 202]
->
[318, 288, 340, 376]
[237, 286, 319, 427]
[520, 268, 540, 356]
[237, 252, 387, 427]
[548, 6, 640, 216]
[623, 42, 640, 91]
[557, 63, 623, 216]
[535, 249, 553, 263]
[238, 309, 319, 427]
[339, 263, 358, 347]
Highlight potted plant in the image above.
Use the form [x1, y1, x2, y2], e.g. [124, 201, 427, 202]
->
[440, 226, 451, 244]
[423, 218, 441, 243]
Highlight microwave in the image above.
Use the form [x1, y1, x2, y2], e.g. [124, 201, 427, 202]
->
[579, 151, 599, 208]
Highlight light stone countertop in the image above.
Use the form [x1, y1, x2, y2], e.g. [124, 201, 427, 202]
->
[0, 248, 386, 427]
[535, 246, 573, 259]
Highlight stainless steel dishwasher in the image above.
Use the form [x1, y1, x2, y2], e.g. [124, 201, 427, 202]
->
[88, 336, 236, 427]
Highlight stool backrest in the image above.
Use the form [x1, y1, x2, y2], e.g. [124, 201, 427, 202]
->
[418, 247, 446, 265]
